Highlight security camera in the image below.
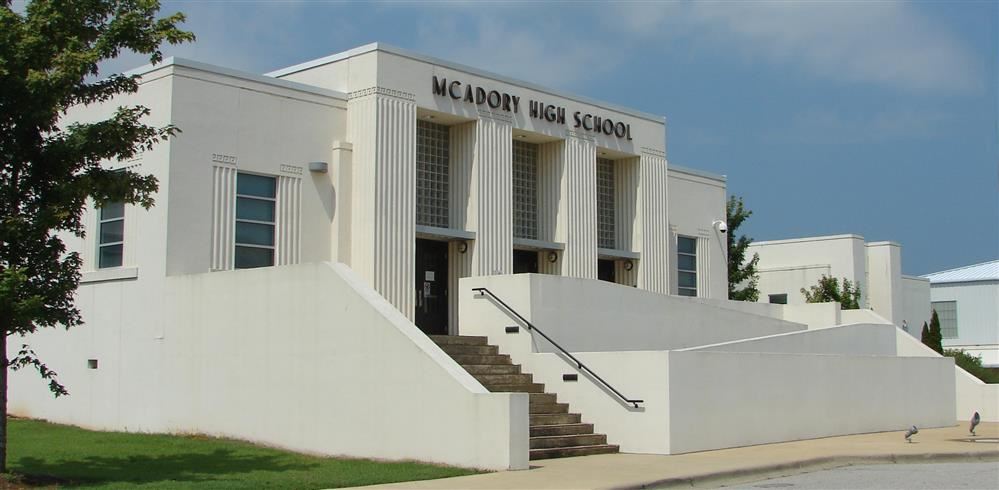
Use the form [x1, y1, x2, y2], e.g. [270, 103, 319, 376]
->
[713, 220, 727, 233]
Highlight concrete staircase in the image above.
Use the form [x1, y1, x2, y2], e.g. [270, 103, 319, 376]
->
[431, 335, 619, 460]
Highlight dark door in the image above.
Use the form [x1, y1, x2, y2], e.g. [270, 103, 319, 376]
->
[415, 239, 449, 335]
[513, 250, 539, 274]
[598, 259, 616, 283]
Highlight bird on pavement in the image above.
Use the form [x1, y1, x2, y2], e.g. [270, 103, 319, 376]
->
[970, 412, 981, 436]
[904, 425, 918, 443]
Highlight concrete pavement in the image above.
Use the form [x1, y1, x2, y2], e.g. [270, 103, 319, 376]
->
[359, 422, 999, 489]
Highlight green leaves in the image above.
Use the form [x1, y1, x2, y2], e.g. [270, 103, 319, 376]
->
[800, 275, 862, 309]
[727, 196, 760, 301]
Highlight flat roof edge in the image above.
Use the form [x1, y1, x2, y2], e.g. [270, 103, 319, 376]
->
[128, 57, 348, 100]
[268, 42, 667, 124]
[668, 164, 726, 182]
[751, 234, 866, 246]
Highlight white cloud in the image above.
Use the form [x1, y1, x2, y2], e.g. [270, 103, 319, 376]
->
[678, 2, 982, 94]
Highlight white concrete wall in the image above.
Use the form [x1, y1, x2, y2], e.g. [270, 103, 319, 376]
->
[666, 167, 727, 299]
[865, 242, 902, 324]
[683, 323, 898, 357]
[459, 274, 802, 353]
[900, 275, 931, 338]
[666, 350, 955, 454]
[9, 263, 528, 470]
[895, 329, 999, 422]
[750, 235, 867, 307]
[931, 281, 999, 366]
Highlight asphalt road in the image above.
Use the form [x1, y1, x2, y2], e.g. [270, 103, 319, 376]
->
[731, 462, 999, 489]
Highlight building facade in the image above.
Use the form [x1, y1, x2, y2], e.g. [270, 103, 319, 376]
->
[71, 43, 728, 336]
[748, 234, 930, 335]
[924, 260, 999, 367]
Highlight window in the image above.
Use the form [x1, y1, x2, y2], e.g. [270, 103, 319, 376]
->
[98, 201, 124, 268]
[769, 294, 788, 305]
[512, 140, 538, 239]
[235, 173, 276, 269]
[416, 120, 450, 228]
[596, 158, 615, 249]
[931, 301, 958, 339]
[677, 236, 697, 297]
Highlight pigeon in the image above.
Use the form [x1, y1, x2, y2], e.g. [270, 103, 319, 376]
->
[970, 412, 981, 436]
[904, 425, 918, 443]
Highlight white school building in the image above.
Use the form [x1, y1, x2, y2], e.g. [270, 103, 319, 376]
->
[9, 44, 993, 470]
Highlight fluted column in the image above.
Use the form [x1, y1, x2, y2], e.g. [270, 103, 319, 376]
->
[347, 88, 417, 319]
[637, 148, 670, 294]
[537, 141, 563, 275]
[560, 134, 598, 279]
[467, 117, 513, 276]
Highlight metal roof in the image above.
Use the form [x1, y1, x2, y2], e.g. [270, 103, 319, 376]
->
[922, 260, 999, 284]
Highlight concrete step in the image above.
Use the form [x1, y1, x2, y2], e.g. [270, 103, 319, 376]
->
[451, 354, 512, 365]
[529, 393, 558, 405]
[439, 344, 499, 356]
[487, 382, 546, 393]
[530, 444, 619, 460]
[529, 433, 608, 449]
[429, 335, 487, 346]
[530, 413, 582, 425]
[474, 373, 533, 385]
[529, 402, 570, 415]
[530, 423, 595, 437]
[462, 364, 522, 375]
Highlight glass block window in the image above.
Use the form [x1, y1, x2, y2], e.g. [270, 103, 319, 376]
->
[597, 158, 615, 249]
[98, 201, 124, 268]
[677, 236, 697, 297]
[931, 301, 958, 339]
[512, 140, 538, 239]
[417, 120, 450, 228]
[235, 173, 276, 269]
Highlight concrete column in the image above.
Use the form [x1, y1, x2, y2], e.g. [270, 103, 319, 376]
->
[347, 88, 417, 320]
[866, 242, 903, 324]
[538, 141, 564, 275]
[467, 117, 513, 276]
[637, 149, 670, 294]
[560, 135, 598, 279]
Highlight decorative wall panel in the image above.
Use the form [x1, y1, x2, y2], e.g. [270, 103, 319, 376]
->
[211, 165, 237, 271]
[277, 176, 302, 266]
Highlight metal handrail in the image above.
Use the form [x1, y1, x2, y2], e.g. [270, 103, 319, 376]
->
[472, 287, 644, 408]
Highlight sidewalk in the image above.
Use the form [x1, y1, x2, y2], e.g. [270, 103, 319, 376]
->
[361, 422, 998, 489]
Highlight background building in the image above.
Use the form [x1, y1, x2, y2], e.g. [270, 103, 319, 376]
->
[923, 260, 999, 367]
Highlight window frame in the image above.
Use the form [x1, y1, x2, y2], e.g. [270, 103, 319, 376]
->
[931, 300, 959, 339]
[677, 235, 697, 297]
[97, 201, 125, 269]
[234, 172, 277, 269]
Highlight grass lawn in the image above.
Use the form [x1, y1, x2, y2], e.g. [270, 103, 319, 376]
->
[5, 418, 480, 489]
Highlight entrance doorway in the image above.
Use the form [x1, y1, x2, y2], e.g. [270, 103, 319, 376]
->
[598, 259, 616, 283]
[513, 250, 539, 274]
[415, 239, 449, 335]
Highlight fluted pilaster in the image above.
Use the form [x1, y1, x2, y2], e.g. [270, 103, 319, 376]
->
[348, 89, 417, 319]
[637, 148, 670, 294]
[467, 118, 513, 276]
[561, 135, 598, 279]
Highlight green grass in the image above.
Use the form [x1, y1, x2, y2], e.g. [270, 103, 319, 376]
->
[6, 418, 480, 489]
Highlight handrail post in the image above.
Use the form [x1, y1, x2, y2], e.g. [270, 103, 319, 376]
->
[471, 287, 643, 408]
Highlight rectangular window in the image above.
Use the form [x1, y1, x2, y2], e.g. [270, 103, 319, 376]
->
[769, 293, 788, 305]
[98, 201, 124, 268]
[512, 140, 538, 239]
[931, 301, 958, 339]
[235, 173, 276, 269]
[597, 158, 615, 249]
[677, 236, 697, 297]
[416, 120, 450, 228]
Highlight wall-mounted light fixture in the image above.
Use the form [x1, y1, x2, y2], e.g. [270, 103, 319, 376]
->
[547, 251, 558, 263]
[624, 260, 634, 271]
[309, 161, 329, 173]
[458, 241, 468, 254]
[712, 220, 727, 234]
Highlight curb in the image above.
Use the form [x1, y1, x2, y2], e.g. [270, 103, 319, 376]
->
[616, 451, 999, 489]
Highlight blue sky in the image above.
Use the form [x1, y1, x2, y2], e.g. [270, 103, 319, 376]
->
[102, 1, 998, 275]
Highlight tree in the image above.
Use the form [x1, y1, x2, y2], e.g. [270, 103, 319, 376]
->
[0, 0, 193, 472]
[923, 309, 944, 354]
[920, 321, 931, 348]
[800, 275, 862, 309]
[727, 196, 760, 301]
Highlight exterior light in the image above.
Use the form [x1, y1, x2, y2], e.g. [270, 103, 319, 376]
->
[309, 161, 329, 173]
[458, 241, 468, 254]
[624, 260, 634, 271]
[547, 251, 558, 263]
